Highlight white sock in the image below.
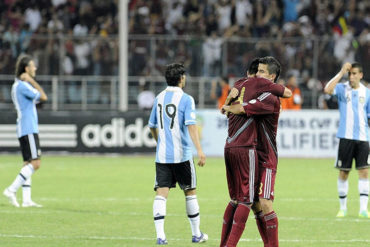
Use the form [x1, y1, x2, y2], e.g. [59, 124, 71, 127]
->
[337, 178, 348, 211]
[358, 179, 369, 212]
[8, 164, 34, 193]
[22, 177, 32, 203]
[153, 196, 166, 240]
[186, 195, 201, 237]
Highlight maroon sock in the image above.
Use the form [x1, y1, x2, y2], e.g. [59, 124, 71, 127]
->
[225, 203, 251, 247]
[264, 211, 279, 247]
[220, 201, 237, 247]
[255, 211, 269, 247]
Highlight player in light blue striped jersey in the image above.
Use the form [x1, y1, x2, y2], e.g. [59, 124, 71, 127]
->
[324, 62, 370, 218]
[149, 63, 207, 244]
[3, 55, 47, 208]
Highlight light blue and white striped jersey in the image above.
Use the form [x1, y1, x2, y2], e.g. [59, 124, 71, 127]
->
[148, 86, 197, 163]
[11, 78, 41, 138]
[333, 81, 370, 141]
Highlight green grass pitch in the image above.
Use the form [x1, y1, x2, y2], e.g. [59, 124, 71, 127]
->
[0, 155, 369, 247]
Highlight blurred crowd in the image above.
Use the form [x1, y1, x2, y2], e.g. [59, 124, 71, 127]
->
[0, 0, 369, 109]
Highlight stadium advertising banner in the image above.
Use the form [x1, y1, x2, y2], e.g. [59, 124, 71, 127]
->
[196, 109, 340, 158]
[0, 111, 156, 153]
[1, 110, 340, 157]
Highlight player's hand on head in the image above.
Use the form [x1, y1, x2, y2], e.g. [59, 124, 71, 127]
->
[342, 62, 352, 73]
[197, 151, 206, 167]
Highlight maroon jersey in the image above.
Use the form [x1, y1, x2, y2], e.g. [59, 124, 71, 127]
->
[225, 77, 284, 149]
[243, 93, 280, 170]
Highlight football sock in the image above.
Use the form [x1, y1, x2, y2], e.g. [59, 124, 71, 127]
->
[8, 164, 34, 193]
[153, 195, 166, 240]
[358, 179, 369, 212]
[337, 178, 348, 211]
[225, 203, 251, 247]
[264, 211, 279, 247]
[220, 201, 237, 247]
[255, 210, 268, 247]
[22, 177, 32, 203]
[186, 195, 201, 237]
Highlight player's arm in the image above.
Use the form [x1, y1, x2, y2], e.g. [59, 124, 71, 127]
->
[148, 99, 158, 142]
[185, 96, 206, 167]
[324, 62, 351, 95]
[150, 128, 158, 142]
[20, 73, 48, 101]
[221, 87, 239, 115]
[282, 87, 292, 98]
[224, 87, 239, 106]
[188, 124, 206, 167]
[222, 93, 276, 116]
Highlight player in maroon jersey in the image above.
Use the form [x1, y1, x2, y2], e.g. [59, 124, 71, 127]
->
[222, 56, 285, 247]
[219, 57, 291, 247]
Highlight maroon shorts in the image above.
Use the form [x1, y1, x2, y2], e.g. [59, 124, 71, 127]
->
[257, 167, 276, 201]
[224, 147, 258, 203]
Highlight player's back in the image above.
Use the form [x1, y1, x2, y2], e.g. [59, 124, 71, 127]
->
[149, 86, 196, 163]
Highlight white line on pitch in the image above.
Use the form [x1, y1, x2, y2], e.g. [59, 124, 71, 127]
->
[0, 233, 369, 243]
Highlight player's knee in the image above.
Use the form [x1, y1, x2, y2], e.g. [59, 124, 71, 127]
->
[30, 160, 41, 170]
[260, 198, 273, 213]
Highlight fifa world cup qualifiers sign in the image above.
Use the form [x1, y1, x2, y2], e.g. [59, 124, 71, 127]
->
[276, 110, 340, 157]
[194, 109, 341, 158]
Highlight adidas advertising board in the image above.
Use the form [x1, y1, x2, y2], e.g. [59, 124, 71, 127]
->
[0, 112, 156, 153]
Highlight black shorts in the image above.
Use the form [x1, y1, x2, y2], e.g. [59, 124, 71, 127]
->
[19, 133, 41, 162]
[335, 138, 369, 170]
[154, 160, 196, 191]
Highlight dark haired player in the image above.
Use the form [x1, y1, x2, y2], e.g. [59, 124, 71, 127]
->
[219, 57, 290, 247]
[3, 55, 47, 208]
[148, 63, 208, 245]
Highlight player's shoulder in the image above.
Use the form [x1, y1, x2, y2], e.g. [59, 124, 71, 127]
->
[234, 77, 248, 88]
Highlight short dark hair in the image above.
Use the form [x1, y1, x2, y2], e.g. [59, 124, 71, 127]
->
[351, 62, 363, 73]
[15, 55, 33, 77]
[247, 58, 259, 75]
[258, 56, 281, 82]
[165, 63, 185, 86]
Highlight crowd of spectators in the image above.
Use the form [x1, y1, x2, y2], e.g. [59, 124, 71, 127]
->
[0, 0, 369, 109]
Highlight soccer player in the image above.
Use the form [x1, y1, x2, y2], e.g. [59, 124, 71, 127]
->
[219, 57, 290, 247]
[324, 62, 370, 218]
[148, 63, 208, 245]
[223, 56, 287, 247]
[3, 55, 47, 208]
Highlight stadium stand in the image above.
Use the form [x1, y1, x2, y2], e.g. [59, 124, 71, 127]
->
[0, 0, 369, 109]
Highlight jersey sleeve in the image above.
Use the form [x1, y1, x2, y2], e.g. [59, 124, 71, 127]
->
[20, 82, 41, 101]
[148, 98, 158, 128]
[257, 78, 285, 97]
[184, 95, 197, 126]
[243, 93, 278, 116]
[332, 83, 343, 97]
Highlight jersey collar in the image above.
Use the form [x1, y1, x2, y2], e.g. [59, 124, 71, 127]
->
[166, 86, 183, 92]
